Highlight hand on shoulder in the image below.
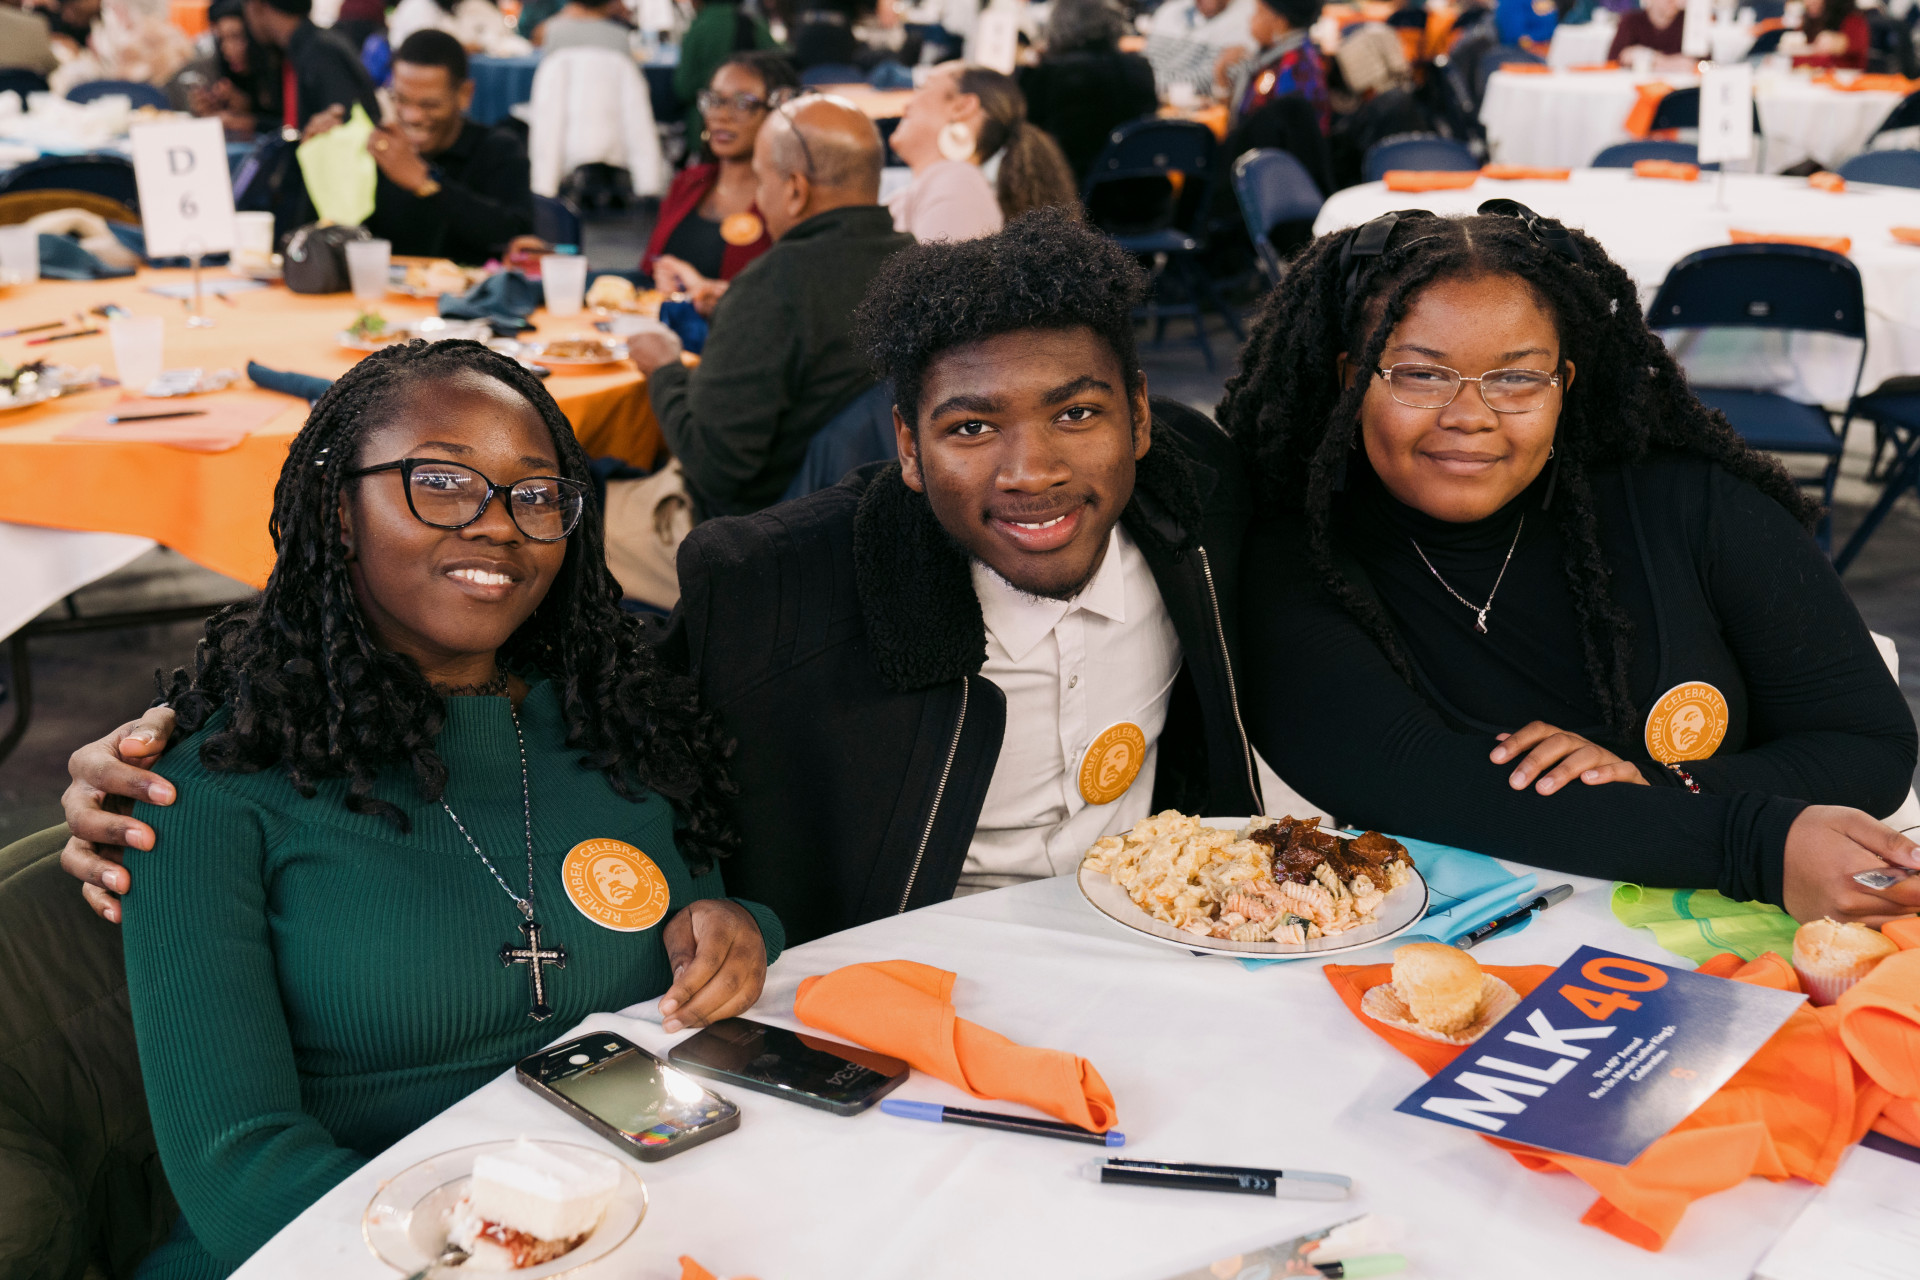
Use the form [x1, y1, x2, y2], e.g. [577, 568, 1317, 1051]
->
[60, 705, 179, 923]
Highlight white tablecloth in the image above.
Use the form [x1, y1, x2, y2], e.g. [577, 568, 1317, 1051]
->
[0, 521, 152, 643]
[1545, 18, 1617, 69]
[1479, 69, 1906, 171]
[1314, 168, 1920, 405]
[230, 869, 1832, 1280]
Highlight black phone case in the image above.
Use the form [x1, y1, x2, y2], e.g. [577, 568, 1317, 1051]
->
[515, 1035, 740, 1162]
[665, 1049, 906, 1117]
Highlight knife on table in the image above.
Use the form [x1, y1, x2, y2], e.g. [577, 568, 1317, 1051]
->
[1451, 883, 1575, 950]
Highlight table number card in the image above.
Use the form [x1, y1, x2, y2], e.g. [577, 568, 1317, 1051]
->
[1396, 945, 1803, 1165]
[1682, 0, 1714, 56]
[129, 116, 236, 260]
[1698, 62, 1756, 165]
[970, 0, 1020, 75]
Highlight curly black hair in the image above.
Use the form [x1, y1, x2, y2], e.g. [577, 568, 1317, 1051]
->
[162, 340, 739, 873]
[856, 206, 1149, 429]
[1218, 209, 1815, 745]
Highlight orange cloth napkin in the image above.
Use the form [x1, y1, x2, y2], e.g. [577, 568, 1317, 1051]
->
[1809, 171, 1847, 193]
[1482, 165, 1572, 180]
[50, 392, 291, 453]
[1813, 72, 1920, 93]
[1624, 82, 1673, 138]
[1569, 62, 1620, 71]
[679, 1258, 759, 1280]
[793, 959, 1118, 1131]
[1633, 158, 1700, 181]
[1499, 62, 1553, 74]
[1383, 170, 1479, 192]
[1729, 229, 1853, 254]
[1327, 932, 1920, 1252]
[1892, 226, 1920, 246]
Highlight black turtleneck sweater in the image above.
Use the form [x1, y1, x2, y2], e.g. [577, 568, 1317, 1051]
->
[1238, 451, 1916, 906]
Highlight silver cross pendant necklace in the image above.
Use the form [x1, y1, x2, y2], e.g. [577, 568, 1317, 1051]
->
[439, 707, 566, 1021]
[1409, 514, 1526, 636]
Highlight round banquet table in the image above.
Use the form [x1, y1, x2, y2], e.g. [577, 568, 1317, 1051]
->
[0, 270, 662, 592]
[1478, 69, 1908, 172]
[1314, 168, 1920, 406]
[220, 868, 1848, 1280]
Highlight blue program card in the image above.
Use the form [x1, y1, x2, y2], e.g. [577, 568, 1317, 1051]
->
[1395, 945, 1805, 1165]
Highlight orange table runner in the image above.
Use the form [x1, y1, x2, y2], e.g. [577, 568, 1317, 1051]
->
[0, 269, 659, 589]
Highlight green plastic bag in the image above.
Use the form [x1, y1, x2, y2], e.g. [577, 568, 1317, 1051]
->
[296, 104, 378, 227]
[1611, 882, 1798, 965]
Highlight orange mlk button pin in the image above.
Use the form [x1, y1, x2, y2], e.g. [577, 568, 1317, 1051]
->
[1644, 681, 1729, 764]
[1079, 722, 1147, 806]
[562, 839, 671, 932]
[719, 212, 764, 246]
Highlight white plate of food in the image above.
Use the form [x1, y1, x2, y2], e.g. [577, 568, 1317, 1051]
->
[390, 258, 493, 298]
[517, 337, 627, 368]
[362, 1138, 645, 1276]
[339, 315, 493, 352]
[0, 360, 101, 411]
[1077, 813, 1430, 958]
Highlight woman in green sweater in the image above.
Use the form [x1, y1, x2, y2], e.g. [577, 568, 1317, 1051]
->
[122, 340, 782, 1280]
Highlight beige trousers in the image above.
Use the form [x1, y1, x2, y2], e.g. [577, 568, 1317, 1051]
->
[602, 459, 693, 609]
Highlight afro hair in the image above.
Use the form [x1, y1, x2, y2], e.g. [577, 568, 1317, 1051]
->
[855, 207, 1149, 430]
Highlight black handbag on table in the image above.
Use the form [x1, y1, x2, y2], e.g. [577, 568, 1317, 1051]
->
[281, 223, 371, 295]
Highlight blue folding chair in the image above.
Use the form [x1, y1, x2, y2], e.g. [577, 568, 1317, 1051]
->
[1835, 384, 1920, 573]
[1748, 26, 1786, 56]
[0, 69, 47, 98]
[1648, 86, 1764, 135]
[1869, 89, 1920, 142]
[1837, 149, 1920, 189]
[1648, 244, 1866, 549]
[1231, 148, 1323, 285]
[1474, 45, 1546, 100]
[1361, 134, 1478, 183]
[1083, 117, 1241, 369]
[799, 63, 865, 86]
[1590, 140, 1701, 168]
[533, 193, 582, 247]
[65, 80, 168, 110]
[0, 153, 138, 208]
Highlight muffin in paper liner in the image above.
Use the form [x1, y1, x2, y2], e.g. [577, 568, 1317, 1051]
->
[1791, 918, 1897, 1007]
[1361, 974, 1523, 1045]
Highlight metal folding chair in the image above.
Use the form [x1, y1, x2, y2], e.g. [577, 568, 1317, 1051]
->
[1837, 149, 1920, 189]
[1231, 148, 1323, 285]
[1590, 140, 1701, 168]
[1361, 134, 1478, 183]
[65, 80, 169, 110]
[1648, 244, 1867, 550]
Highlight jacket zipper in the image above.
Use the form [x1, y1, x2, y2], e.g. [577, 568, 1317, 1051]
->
[900, 675, 968, 912]
[1198, 547, 1260, 806]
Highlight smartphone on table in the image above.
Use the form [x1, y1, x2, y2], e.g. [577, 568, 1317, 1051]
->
[517, 1032, 739, 1161]
[668, 1017, 910, 1116]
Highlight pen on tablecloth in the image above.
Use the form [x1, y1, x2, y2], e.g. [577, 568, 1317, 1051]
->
[0, 318, 69, 337]
[1313, 1255, 1407, 1278]
[880, 1099, 1124, 1147]
[26, 328, 101, 345]
[1451, 883, 1575, 951]
[107, 410, 208, 424]
[1083, 1158, 1350, 1199]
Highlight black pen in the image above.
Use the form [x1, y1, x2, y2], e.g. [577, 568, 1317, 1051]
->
[107, 410, 208, 423]
[0, 318, 68, 337]
[1085, 1158, 1351, 1199]
[1452, 883, 1575, 950]
[26, 328, 101, 344]
[881, 1099, 1124, 1146]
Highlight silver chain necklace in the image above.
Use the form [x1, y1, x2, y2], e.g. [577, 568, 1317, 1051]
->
[1408, 513, 1525, 636]
[439, 708, 567, 1022]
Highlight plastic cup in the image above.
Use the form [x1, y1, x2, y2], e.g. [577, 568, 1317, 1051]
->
[232, 211, 275, 267]
[108, 315, 165, 393]
[0, 224, 38, 283]
[540, 254, 588, 317]
[344, 237, 391, 305]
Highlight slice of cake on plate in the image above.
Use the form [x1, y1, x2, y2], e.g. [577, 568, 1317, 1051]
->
[446, 1140, 621, 1269]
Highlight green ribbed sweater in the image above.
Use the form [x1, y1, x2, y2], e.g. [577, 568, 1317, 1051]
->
[123, 681, 783, 1280]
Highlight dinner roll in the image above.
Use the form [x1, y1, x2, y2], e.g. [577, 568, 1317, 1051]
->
[1391, 942, 1484, 1035]
[1792, 917, 1897, 1007]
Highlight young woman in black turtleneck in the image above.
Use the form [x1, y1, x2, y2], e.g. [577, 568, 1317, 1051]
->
[1221, 206, 1920, 925]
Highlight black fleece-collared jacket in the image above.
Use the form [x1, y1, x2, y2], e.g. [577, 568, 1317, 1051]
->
[657, 398, 1263, 944]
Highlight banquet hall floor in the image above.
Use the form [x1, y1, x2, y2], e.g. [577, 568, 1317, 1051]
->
[2, 222, 1917, 847]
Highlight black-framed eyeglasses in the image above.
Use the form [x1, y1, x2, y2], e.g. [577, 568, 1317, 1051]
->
[1372, 362, 1562, 413]
[697, 88, 774, 116]
[346, 458, 586, 542]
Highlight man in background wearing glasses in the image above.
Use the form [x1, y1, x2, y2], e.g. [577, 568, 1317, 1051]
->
[612, 94, 913, 608]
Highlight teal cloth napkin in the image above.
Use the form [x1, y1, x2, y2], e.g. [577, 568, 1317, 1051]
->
[1237, 834, 1536, 969]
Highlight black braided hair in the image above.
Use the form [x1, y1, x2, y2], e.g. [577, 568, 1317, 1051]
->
[161, 340, 739, 873]
[1217, 211, 1816, 746]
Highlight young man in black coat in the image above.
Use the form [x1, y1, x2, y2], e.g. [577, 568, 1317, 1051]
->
[59, 212, 1262, 952]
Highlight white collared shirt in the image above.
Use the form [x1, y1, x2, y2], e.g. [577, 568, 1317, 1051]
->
[959, 526, 1183, 893]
